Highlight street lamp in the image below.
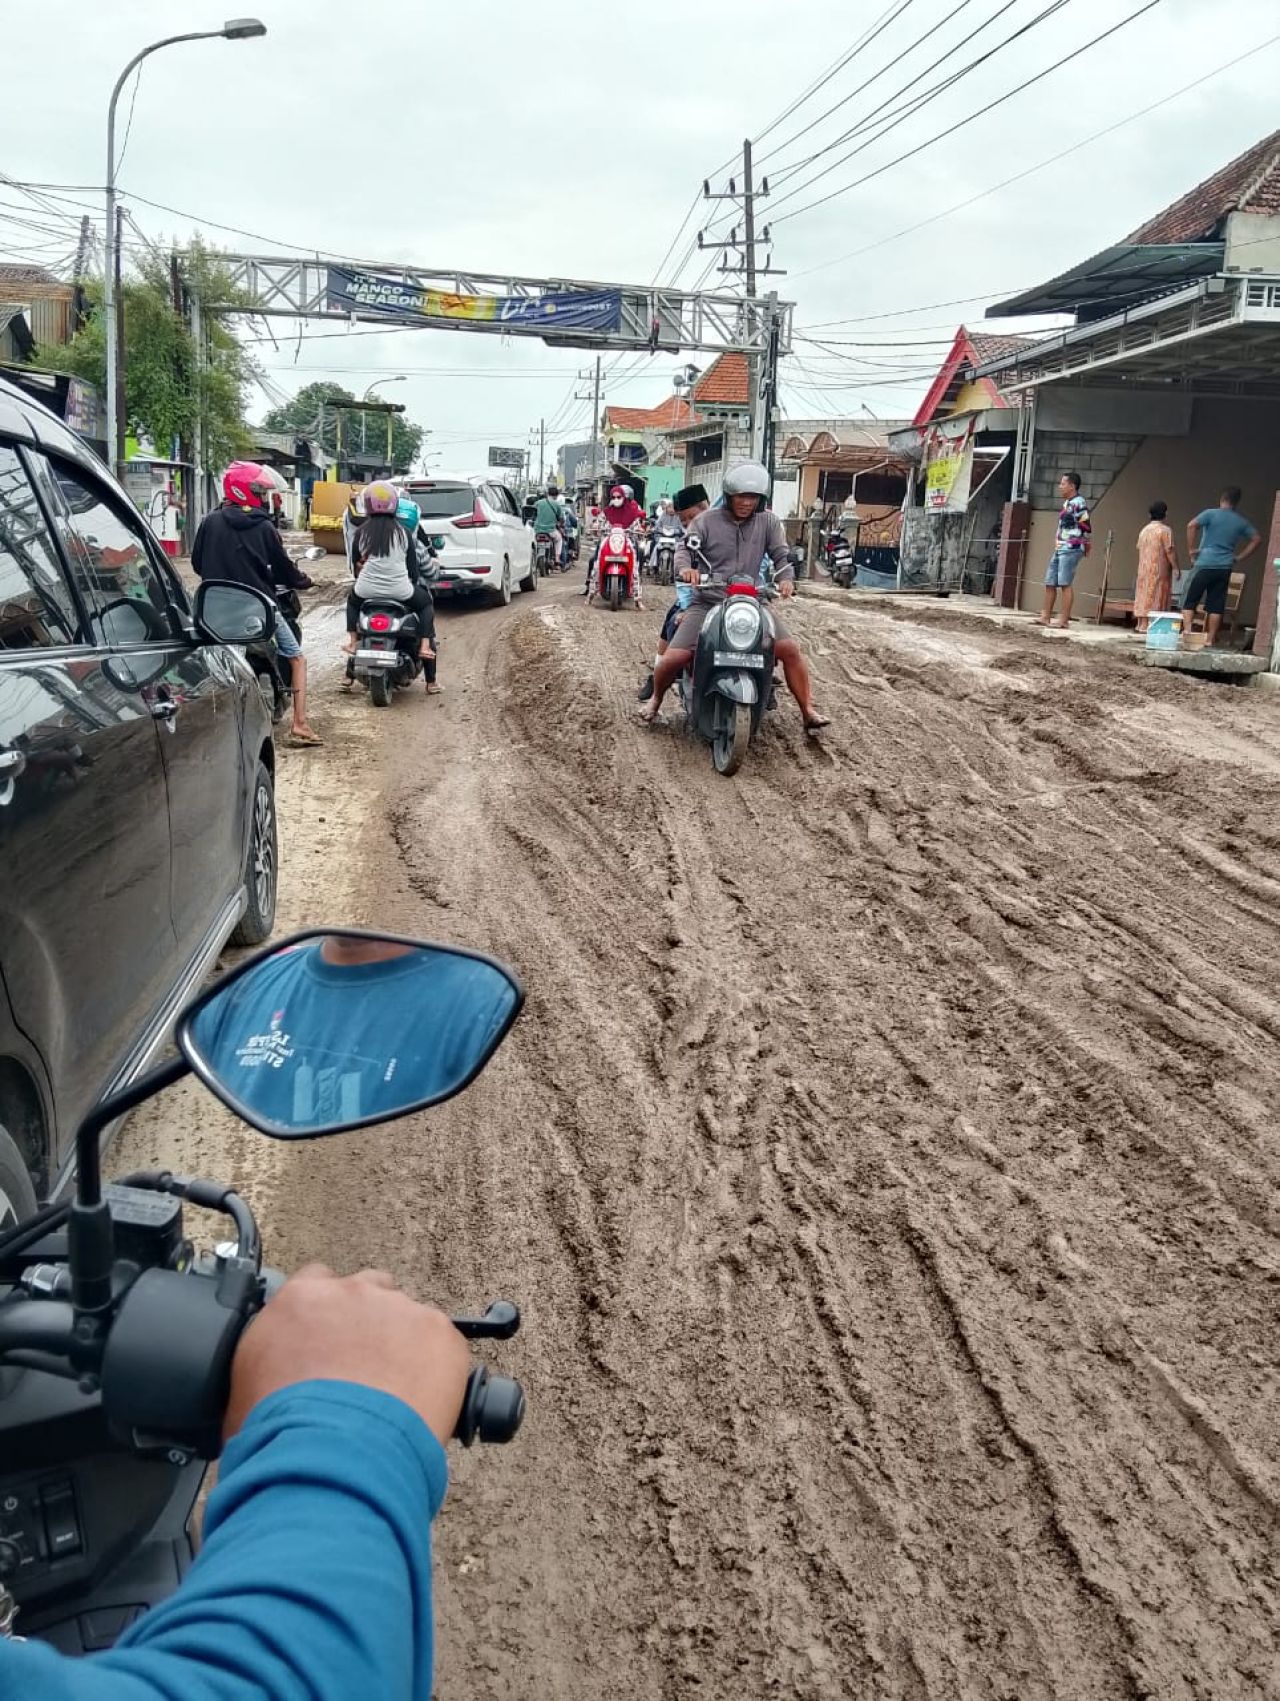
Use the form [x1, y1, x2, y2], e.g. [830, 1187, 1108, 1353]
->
[104, 19, 267, 477]
[361, 376, 406, 455]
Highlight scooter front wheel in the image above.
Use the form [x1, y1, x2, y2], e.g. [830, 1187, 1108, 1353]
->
[712, 702, 751, 776]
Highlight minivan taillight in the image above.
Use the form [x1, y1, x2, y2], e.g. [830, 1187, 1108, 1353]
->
[453, 497, 490, 529]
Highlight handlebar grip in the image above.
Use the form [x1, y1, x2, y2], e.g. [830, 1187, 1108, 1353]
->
[454, 1364, 525, 1447]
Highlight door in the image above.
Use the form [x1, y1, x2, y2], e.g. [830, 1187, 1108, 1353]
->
[0, 443, 175, 1165]
[34, 454, 249, 968]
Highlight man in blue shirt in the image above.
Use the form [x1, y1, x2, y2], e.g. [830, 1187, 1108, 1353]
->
[0, 1264, 470, 1701]
[1182, 486, 1261, 646]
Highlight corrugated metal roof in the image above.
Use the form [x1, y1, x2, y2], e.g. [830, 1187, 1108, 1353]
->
[1127, 128, 1280, 244]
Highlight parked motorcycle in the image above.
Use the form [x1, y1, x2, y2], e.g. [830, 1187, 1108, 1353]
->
[676, 567, 776, 776]
[352, 600, 426, 707]
[594, 526, 640, 612]
[0, 928, 526, 1652]
[823, 528, 856, 588]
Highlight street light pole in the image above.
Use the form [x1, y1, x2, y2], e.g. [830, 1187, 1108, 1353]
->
[104, 18, 266, 479]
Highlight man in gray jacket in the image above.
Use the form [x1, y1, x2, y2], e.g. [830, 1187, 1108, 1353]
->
[639, 462, 828, 732]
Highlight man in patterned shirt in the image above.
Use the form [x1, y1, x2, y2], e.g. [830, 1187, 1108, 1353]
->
[1039, 470, 1091, 630]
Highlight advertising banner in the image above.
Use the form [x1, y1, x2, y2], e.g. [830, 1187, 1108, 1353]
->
[325, 269, 623, 335]
[488, 446, 524, 469]
[923, 417, 976, 513]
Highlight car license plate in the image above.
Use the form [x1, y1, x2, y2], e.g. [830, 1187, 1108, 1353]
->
[714, 652, 765, 668]
[355, 650, 396, 666]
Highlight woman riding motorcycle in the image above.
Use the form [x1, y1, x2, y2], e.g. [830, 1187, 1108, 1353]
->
[399, 494, 442, 693]
[342, 481, 435, 687]
[582, 484, 646, 599]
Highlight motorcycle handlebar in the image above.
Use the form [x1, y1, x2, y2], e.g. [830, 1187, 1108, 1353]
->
[0, 1297, 76, 1361]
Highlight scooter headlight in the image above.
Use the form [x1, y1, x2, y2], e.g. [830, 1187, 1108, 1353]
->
[723, 600, 763, 650]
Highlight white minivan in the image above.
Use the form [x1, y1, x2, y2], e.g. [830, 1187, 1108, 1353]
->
[401, 475, 537, 605]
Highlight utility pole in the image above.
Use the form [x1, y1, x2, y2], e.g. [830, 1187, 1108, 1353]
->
[538, 417, 546, 487]
[700, 141, 787, 475]
[189, 284, 205, 537]
[585, 356, 602, 502]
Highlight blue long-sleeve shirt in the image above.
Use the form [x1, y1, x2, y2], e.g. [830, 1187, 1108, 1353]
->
[0, 1380, 446, 1701]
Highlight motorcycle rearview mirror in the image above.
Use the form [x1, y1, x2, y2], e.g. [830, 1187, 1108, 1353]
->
[64, 930, 522, 1315]
[176, 929, 524, 1140]
[303, 545, 326, 561]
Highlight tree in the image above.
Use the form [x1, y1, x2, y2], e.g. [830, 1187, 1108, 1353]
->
[35, 239, 256, 467]
[262, 380, 424, 474]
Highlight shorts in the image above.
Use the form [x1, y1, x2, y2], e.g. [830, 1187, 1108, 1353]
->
[274, 611, 302, 659]
[1180, 564, 1232, 619]
[669, 598, 788, 654]
[1045, 547, 1081, 589]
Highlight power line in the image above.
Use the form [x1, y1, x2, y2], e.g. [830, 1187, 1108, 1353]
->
[115, 63, 145, 179]
[757, 0, 984, 180]
[768, 0, 1073, 213]
[753, 0, 918, 154]
[773, 0, 1161, 226]
[793, 27, 1280, 278]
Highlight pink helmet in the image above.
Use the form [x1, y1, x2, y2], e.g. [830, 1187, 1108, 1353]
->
[362, 479, 400, 515]
[222, 460, 273, 508]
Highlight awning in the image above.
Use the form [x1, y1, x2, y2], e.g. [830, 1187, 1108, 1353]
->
[987, 242, 1225, 321]
[972, 274, 1280, 397]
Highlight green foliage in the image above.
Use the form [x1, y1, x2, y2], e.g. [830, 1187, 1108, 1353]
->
[33, 237, 254, 464]
[262, 380, 424, 473]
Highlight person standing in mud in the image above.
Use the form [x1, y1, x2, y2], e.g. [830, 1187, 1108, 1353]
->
[1039, 471, 1091, 630]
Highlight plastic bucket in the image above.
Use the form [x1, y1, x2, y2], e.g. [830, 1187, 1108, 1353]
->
[1146, 610, 1182, 650]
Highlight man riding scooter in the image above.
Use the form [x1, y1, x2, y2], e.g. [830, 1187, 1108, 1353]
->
[192, 460, 322, 747]
[532, 484, 566, 570]
[638, 462, 829, 734]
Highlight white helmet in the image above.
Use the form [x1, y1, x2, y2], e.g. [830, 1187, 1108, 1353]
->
[621, 483, 634, 499]
[722, 461, 770, 498]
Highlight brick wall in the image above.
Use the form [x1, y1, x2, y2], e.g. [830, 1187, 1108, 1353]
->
[1030, 430, 1142, 510]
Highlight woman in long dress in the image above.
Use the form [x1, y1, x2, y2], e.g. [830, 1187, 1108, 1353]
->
[1134, 500, 1179, 634]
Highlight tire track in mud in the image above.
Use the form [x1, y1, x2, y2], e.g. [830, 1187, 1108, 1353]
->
[223, 582, 1280, 1699]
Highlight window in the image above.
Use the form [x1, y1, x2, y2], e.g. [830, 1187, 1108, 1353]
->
[35, 457, 175, 645]
[690, 435, 724, 469]
[494, 486, 521, 519]
[0, 445, 82, 650]
[404, 482, 475, 522]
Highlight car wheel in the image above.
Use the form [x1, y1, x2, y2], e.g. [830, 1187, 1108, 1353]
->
[230, 761, 278, 947]
[0, 1123, 37, 1230]
[494, 558, 513, 607]
[520, 549, 538, 594]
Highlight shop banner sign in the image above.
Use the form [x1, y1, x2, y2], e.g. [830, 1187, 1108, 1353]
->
[923, 418, 975, 513]
[325, 269, 623, 334]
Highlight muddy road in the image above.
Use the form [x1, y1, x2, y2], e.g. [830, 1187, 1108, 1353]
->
[120, 571, 1280, 1698]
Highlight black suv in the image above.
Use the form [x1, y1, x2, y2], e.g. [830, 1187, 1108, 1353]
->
[0, 376, 280, 1222]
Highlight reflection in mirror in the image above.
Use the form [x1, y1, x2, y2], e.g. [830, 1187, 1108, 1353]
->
[179, 933, 522, 1138]
[102, 650, 172, 692]
[196, 581, 273, 644]
[95, 597, 168, 647]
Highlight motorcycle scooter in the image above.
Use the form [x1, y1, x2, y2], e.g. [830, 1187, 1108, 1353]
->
[676, 560, 777, 776]
[593, 526, 640, 612]
[0, 926, 526, 1652]
[352, 600, 427, 707]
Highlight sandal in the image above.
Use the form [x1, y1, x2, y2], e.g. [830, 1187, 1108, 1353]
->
[425, 682, 443, 695]
[802, 712, 830, 735]
[287, 728, 323, 748]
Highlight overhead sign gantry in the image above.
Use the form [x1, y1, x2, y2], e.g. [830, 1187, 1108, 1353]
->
[205, 255, 794, 358]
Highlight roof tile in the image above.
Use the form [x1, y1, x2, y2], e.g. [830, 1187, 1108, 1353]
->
[603, 396, 693, 432]
[1126, 128, 1280, 244]
[692, 352, 749, 407]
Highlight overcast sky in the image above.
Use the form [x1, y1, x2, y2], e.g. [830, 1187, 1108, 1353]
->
[3, 0, 1278, 471]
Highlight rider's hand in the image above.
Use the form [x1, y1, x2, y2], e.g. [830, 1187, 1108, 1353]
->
[680, 568, 699, 585]
[779, 579, 796, 599]
[223, 1264, 471, 1448]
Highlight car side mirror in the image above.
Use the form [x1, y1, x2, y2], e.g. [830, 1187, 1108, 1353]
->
[193, 581, 274, 645]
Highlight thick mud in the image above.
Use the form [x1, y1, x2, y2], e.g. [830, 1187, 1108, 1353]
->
[120, 576, 1280, 1698]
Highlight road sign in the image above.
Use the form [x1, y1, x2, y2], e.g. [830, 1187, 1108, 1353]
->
[488, 446, 524, 469]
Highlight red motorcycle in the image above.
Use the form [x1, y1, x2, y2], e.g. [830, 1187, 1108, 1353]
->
[593, 525, 639, 611]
